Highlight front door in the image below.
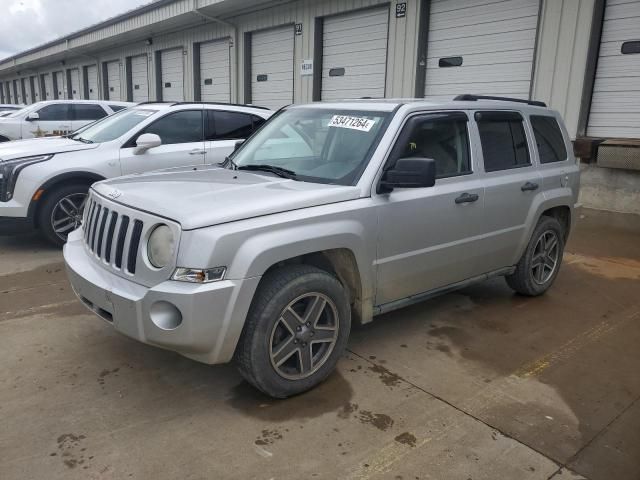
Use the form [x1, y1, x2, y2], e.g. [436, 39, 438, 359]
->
[120, 109, 206, 175]
[204, 109, 258, 164]
[375, 112, 485, 306]
[27, 103, 73, 138]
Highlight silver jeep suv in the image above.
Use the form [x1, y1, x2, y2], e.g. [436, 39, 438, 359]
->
[64, 96, 580, 398]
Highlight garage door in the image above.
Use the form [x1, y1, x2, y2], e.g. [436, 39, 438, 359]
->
[587, 0, 640, 138]
[251, 26, 294, 109]
[106, 61, 122, 101]
[200, 39, 231, 102]
[21, 78, 30, 104]
[43, 74, 53, 100]
[54, 71, 65, 99]
[14, 80, 22, 104]
[424, 0, 540, 100]
[321, 7, 389, 101]
[86, 65, 99, 100]
[161, 48, 184, 102]
[69, 69, 81, 99]
[130, 54, 149, 102]
[29, 76, 38, 103]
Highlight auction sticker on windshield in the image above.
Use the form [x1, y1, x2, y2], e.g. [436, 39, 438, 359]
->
[328, 115, 376, 132]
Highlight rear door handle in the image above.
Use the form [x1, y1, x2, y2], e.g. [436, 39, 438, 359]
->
[455, 193, 479, 204]
[521, 181, 539, 192]
[189, 149, 206, 155]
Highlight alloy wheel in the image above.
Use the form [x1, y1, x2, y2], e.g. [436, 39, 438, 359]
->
[50, 193, 87, 241]
[530, 230, 560, 285]
[269, 292, 340, 380]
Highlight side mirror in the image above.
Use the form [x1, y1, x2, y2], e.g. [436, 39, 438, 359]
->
[379, 157, 436, 193]
[134, 133, 162, 155]
[26, 112, 40, 122]
[234, 139, 245, 152]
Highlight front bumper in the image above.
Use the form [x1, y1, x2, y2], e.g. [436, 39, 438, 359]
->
[63, 231, 260, 365]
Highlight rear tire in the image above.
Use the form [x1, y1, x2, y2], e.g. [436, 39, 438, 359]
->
[234, 264, 351, 398]
[505, 216, 565, 296]
[38, 183, 90, 247]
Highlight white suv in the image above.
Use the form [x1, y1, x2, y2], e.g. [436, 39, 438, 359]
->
[0, 100, 134, 142]
[0, 102, 272, 245]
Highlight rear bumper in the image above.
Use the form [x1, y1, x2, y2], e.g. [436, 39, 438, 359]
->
[63, 230, 260, 364]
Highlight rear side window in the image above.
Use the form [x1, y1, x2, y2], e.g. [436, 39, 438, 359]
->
[207, 111, 254, 140]
[72, 104, 108, 121]
[37, 104, 72, 121]
[476, 111, 530, 172]
[530, 115, 567, 164]
[141, 110, 203, 145]
[109, 104, 127, 112]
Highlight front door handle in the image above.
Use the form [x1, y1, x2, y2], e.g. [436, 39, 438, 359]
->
[455, 193, 479, 204]
[521, 181, 539, 192]
[189, 149, 206, 155]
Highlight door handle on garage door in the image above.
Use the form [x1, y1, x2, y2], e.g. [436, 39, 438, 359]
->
[521, 181, 539, 192]
[455, 193, 479, 204]
[189, 149, 206, 155]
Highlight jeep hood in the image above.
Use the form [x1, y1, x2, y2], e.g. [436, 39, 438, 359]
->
[94, 165, 361, 230]
[0, 137, 98, 161]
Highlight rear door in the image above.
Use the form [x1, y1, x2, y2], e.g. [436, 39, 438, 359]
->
[70, 104, 109, 131]
[472, 110, 542, 274]
[375, 111, 485, 305]
[120, 109, 205, 174]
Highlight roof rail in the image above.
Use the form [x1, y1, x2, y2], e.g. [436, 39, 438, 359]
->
[172, 101, 271, 110]
[453, 94, 547, 108]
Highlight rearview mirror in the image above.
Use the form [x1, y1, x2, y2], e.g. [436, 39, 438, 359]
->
[379, 157, 436, 193]
[234, 139, 245, 152]
[134, 133, 162, 155]
[26, 112, 40, 122]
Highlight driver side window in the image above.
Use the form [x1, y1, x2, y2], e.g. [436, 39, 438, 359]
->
[398, 113, 472, 179]
[36, 104, 72, 121]
[138, 110, 203, 145]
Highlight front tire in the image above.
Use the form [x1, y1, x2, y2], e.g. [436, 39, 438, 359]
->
[235, 264, 351, 398]
[505, 216, 565, 296]
[37, 183, 89, 247]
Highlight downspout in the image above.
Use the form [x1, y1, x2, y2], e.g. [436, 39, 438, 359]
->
[192, 0, 239, 102]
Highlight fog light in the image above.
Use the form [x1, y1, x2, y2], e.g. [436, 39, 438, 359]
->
[149, 301, 182, 330]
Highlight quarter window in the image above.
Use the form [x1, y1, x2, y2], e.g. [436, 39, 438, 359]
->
[397, 112, 472, 179]
[71, 104, 108, 121]
[530, 115, 567, 164]
[476, 111, 530, 172]
[37, 104, 72, 121]
[141, 110, 203, 145]
[109, 104, 128, 112]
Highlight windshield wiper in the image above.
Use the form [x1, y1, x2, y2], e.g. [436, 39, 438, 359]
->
[73, 137, 94, 144]
[237, 164, 297, 180]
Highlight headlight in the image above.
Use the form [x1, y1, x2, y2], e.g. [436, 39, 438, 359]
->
[172, 267, 226, 283]
[147, 224, 175, 268]
[0, 154, 54, 202]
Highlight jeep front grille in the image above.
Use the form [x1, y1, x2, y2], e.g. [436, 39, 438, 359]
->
[83, 197, 144, 274]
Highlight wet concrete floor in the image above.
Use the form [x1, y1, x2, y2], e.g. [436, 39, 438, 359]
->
[0, 208, 638, 479]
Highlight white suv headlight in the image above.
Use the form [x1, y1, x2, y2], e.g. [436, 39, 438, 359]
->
[147, 224, 175, 268]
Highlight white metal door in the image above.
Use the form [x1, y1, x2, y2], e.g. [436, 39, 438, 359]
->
[200, 40, 231, 102]
[588, 0, 640, 138]
[251, 26, 294, 109]
[321, 7, 389, 101]
[43, 74, 54, 100]
[14, 80, 22, 104]
[54, 71, 65, 99]
[21, 78, 30, 104]
[86, 65, 99, 100]
[424, 0, 540, 100]
[130, 54, 149, 102]
[69, 69, 81, 99]
[106, 61, 122, 101]
[161, 48, 184, 101]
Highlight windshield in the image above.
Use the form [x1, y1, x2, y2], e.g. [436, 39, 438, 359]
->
[71, 108, 157, 143]
[232, 108, 390, 185]
[4, 105, 35, 118]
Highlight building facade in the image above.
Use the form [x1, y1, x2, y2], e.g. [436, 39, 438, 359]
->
[0, 0, 638, 211]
